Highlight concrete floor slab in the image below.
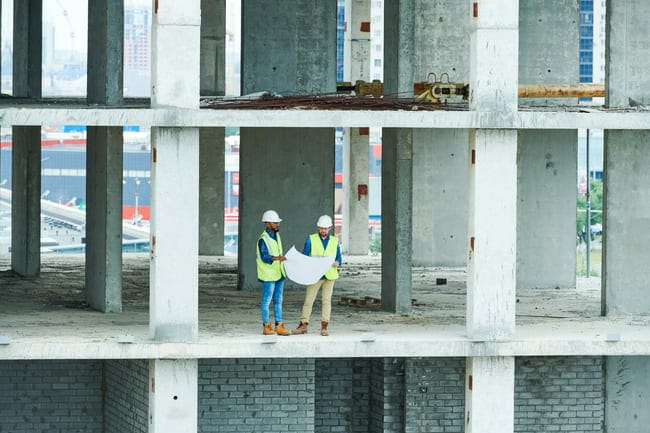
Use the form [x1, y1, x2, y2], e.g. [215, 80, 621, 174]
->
[2, 253, 649, 360]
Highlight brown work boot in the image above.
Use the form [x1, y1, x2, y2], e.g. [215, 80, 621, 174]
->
[320, 321, 329, 336]
[263, 322, 276, 335]
[275, 322, 291, 336]
[293, 321, 308, 335]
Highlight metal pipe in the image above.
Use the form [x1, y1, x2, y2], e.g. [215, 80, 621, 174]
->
[586, 129, 591, 277]
[518, 84, 605, 98]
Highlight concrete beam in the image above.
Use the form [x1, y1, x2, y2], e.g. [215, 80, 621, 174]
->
[4, 108, 650, 129]
[7, 320, 650, 360]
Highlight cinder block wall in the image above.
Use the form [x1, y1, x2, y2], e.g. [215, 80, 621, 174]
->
[198, 358, 316, 433]
[315, 358, 371, 433]
[104, 359, 148, 433]
[405, 357, 465, 433]
[515, 357, 604, 433]
[0, 360, 102, 433]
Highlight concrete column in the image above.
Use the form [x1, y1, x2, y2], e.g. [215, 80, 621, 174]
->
[603, 3, 650, 432]
[605, 356, 650, 433]
[149, 359, 198, 433]
[10, 127, 40, 276]
[602, 0, 650, 314]
[11, 0, 42, 276]
[517, 131, 577, 289]
[238, 128, 335, 289]
[87, 0, 124, 106]
[85, 0, 125, 313]
[381, 0, 414, 313]
[150, 0, 200, 340]
[467, 129, 517, 339]
[238, 0, 337, 289]
[465, 357, 514, 433]
[343, 127, 370, 255]
[467, 0, 518, 340]
[517, 1, 578, 290]
[199, 0, 226, 256]
[85, 127, 123, 312]
[13, 0, 42, 98]
[411, 0, 469, 267]
[412, 129, 469, 267]
[199, 129, 225, 255]
[342, 0, 371, 255]
[602, 131, 650, 314]
[466, 3, 518, 432]
[380, 128, 412, 314]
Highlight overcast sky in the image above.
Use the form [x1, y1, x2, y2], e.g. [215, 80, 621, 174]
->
[2, 0, 151, 54]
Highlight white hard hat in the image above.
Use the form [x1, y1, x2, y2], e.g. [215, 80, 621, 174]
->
[262, 210, 282, 223]
[317, 215, 333, 228]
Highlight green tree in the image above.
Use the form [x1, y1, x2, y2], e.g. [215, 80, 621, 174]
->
[576, 178, 603, 236]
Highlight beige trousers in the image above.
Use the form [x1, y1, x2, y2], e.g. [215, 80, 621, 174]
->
[299, 279, 335, 323]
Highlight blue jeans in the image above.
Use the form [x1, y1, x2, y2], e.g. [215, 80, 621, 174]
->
[260, 279, 285, 324]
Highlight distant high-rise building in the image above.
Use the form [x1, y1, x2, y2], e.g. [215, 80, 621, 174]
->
[579, 0, 605, 85]
[124, 6, 151, 71]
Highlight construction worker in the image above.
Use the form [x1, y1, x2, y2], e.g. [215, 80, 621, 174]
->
[257, 210, 291, 336]
[293, 215, 341, 336]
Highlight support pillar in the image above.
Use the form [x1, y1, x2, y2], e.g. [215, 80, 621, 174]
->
[86, 0, 125, 312]
[10, 127, 40, 276]
[465, 357, 514, 433]
[517, 1, 578, 290]
[466, 1, 518, 432]
[13, 0, 42, 98]
[411, 1, 469, 267]
[149, 359, 198, 433]
[602, 0, 650, 315]
[150, 0, 200, 340]
[343, 127, 370, 254]
[603, 3, 650, 430]
[238, 1, 337, 289]
[342, 0, 371, 255]
[199, 0, 226, 256]
[85, 127, 123, 312]
[381, 0, 414, 313]
[11, 0, 42, 276]
[467, 129, 517, 339]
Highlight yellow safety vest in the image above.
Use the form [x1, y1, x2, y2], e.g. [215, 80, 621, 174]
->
[256, 231, 286, 281]
[309, 233, 339, 280]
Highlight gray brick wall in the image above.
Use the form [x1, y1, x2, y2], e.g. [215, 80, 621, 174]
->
[104, 359, 148, 433]
[405, 357, 465, 433]
[515, 357, 604, 433]
[314, 358, 370, 433]
[372, 358, 405, 433]
[198, 358, 315, 433]
[0, 360, 102, 433]
[369, 358, 385, 433]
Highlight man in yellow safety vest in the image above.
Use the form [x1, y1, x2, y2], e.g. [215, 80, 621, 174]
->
[257, 210, 291, 336]
[293, 215, 341, 336]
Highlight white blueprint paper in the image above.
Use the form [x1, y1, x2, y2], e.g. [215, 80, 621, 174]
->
[284, 245, 335, 285]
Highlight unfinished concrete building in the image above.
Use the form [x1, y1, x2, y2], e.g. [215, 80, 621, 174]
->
[1, 0, 650, 432]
